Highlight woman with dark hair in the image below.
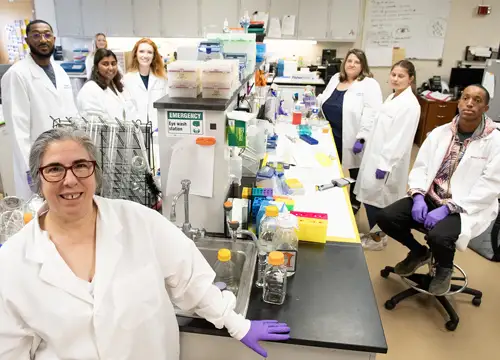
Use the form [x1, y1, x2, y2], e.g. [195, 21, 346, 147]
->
[77, 48, 137, 122]
[354, 60, 421, 251]
[316, 49, 383, 214]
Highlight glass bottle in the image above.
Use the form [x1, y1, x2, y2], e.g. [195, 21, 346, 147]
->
[263, 251, 287, 305]
[213, 248, 239, 295]
[272, 214, 299, 277]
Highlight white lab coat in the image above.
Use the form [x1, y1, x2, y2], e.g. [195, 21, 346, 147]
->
[354, 87, 420, 208]
[123, 71, 168, 130]
[1, 55, 77, 200]
[408, 121, 500, 251]
[316, 73, 383, 169]
[85, 52, 94, 80]
[0, 196, 250, 359]
[77, 80, 137, 122]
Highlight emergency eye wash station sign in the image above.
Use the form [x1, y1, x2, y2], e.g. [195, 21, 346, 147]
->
[166, 110, 205, 137]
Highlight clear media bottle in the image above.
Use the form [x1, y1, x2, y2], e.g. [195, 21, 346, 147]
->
[259, 206, 279, 253]
[263, 251, 287, 305]
[272, 214, 299, 277]
[213, 249, 239, 295]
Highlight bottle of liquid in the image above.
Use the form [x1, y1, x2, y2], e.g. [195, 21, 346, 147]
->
[303, 85, 316, 110]
[258, 205, 279, 253]
[223, 18, 230, 33]
[272, 214, 299, 277]
[213, 248, 239, 294]
[263, 251, 287, 305]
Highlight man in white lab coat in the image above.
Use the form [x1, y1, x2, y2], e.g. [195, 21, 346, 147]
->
[1, 20, 77, 200]
[377, 85, 500, 296]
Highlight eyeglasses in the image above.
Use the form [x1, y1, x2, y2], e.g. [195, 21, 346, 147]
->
[39, 161, 97, 183]
[29, 32, 54, 41]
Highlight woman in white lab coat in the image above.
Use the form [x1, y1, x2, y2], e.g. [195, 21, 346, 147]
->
[354, 60, 421, 251]
[123, 38, 168, 170]
[85, 32, 107, 80]
[316, 49, 383, 213]
[77, 48, 137, 122]
[0, 127, 289, 359]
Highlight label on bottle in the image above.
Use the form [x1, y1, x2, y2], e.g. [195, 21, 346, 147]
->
[278, 250, 297, 273]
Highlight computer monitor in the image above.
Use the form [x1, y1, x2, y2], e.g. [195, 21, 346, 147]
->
[449, 68, 485, 89]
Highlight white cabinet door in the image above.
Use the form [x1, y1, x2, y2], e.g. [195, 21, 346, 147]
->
[269, 0, 299, 38]
[106, 0, 134, 37]
[81, 0, 107, 37]
[54, 0, 83, 37]
[161, 0, 200, 38]
[297, 0, 328, 40]
[240, 0, 269, 14]
[200, 0, 238, 36]
[133, 0, 161, 37]
[329, 0, 360, 41]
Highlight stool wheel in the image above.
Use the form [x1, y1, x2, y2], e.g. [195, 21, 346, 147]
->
[384, 300, 396, 310]
[472, 297, 482, 307]
[445, 320, 458, 331]
[380, 269, 390, 278]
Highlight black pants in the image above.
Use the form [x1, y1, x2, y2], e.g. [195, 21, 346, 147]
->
[377, 197, 461, 269]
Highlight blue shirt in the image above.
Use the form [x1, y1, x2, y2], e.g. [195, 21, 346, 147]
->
[322, 88, 347, 141]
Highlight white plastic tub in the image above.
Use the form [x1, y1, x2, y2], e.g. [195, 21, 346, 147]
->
[202, 85, 232, 99]
[169, 85, 201, 98]
[202, 60, 235, 86]
[167, 61, 201, 87]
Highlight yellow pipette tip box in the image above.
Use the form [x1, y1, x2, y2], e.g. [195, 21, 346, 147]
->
[291, 211, 328, 244]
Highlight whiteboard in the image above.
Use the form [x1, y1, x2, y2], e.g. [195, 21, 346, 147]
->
[363, 0, 451, 66]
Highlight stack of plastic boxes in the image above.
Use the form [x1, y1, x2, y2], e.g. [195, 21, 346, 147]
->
[167, 61, 201, 98]
[207, 33, 256, 77]
[201, 60, 238, 99]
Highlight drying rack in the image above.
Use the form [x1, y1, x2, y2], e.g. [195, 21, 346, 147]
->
[52, 116, 161, 209]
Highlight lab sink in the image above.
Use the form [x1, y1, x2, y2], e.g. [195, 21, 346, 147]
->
[175, 237, 258, 318]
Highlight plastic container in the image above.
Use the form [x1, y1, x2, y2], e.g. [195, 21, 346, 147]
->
[263, 251, 287, 305]
[202, 61, 234, 85]
[169, 85, 201, 98]
[202, 85, 232, 99]
[167, 61, 200, 87]
[213, 248, 239, 294]
[272, 214, 299, 277]
[292, 111, 302, 125]
[303, 85, 316, 109]
[259, 206, 279, 253]
[291, 211, 328, 244]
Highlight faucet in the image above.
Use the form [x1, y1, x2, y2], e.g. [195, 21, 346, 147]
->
[170, 179, 206, 240]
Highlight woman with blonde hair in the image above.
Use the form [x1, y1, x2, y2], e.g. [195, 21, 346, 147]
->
[85, 33, 108, 79]
[123, 38, 167, 168]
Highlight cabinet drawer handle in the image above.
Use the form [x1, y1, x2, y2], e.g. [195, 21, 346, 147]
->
[437, 115, 445, 119]
[438, 105, 448, 108]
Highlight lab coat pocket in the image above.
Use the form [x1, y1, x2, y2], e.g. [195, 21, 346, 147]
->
[113, 264, 162, 330]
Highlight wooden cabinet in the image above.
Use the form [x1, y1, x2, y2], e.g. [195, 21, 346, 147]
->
[415, 98, 458, 146]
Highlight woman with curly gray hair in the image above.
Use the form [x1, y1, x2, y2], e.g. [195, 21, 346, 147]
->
[0, 128, 289, 359]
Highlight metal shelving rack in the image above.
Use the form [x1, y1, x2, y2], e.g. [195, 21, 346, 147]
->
[52, 116, 160, 209]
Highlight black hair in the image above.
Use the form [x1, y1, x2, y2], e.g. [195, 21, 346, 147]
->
[90, 48, 124, 93]
[26, 20, 53, 35]
[468, 84, 490, 105]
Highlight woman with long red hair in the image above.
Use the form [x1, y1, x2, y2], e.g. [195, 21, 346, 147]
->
[123, 38, 167, 168]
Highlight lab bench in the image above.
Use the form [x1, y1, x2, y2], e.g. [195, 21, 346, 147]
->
[177, 242, 387, 359]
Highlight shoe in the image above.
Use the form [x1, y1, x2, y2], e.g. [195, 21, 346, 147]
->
[394, 249, 431, 276]
[429, 266, 453, 296]
[362, 233, 388, 251]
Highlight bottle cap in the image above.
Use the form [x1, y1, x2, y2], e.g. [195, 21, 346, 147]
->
[218, 248, 231, 262]
[265, 205, 279, 217]
[268, 251, 284, 266]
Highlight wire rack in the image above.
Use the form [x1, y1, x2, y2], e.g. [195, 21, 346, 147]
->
[52, 116, 161, 209]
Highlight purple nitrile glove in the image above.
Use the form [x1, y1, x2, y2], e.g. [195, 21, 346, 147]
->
[352, 140, 364, 154]
[424, 205, 450, 230]
[375, 169, 387, 179]
[240, 320, 290, 358]
[411, 194, 428, 224]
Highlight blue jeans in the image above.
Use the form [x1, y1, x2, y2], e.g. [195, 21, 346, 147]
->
[365, 204, 382, 230]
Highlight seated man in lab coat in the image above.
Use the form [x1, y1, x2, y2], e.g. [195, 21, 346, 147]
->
[377, 85, 500, 296]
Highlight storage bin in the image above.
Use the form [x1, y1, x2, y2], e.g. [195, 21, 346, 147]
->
[202, 85, 232, 99]
[169, 85, 201, 98]
[167, 61, 200, 87]
[202, 62, 234, 86]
